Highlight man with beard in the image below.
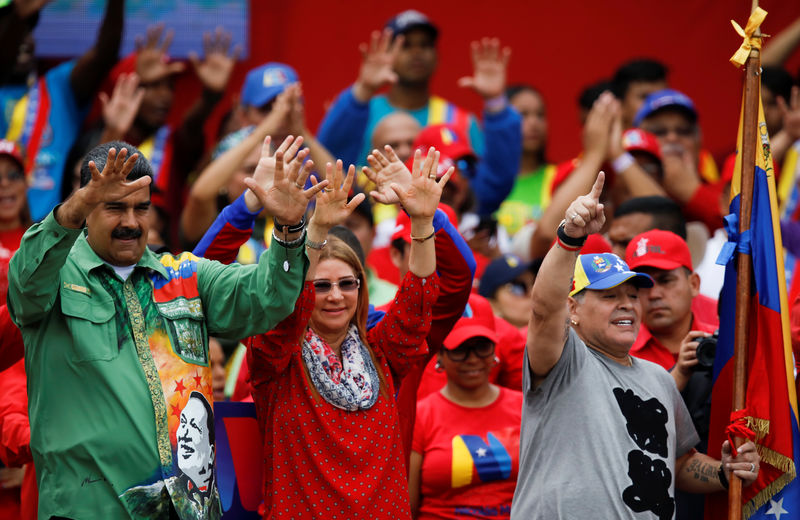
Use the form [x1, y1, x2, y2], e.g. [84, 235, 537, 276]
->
[7, 140, 321, 519]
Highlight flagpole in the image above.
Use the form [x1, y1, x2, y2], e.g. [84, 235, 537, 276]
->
[728, 0, 761, 517]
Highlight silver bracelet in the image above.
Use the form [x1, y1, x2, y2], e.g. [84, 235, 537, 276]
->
[272, 229, 306, 249]
[306, 238, 327, 250]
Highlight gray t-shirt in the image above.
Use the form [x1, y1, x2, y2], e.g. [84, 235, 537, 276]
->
[510, 328, 699, 520]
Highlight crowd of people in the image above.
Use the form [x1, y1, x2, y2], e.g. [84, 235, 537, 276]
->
[3, 2, 800, 519]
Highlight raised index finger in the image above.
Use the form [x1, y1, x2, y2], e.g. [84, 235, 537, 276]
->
[589, 171, 605, 201]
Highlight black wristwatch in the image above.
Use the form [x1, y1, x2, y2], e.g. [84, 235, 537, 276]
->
[273, 215, 306, 234]
[557, 219, 587, 248]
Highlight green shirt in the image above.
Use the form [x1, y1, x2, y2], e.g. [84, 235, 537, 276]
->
[496, 163, 557, 236]
[7, 210, 308, 519]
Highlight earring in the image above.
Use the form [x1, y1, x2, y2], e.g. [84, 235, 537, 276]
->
[570, 319, 578, 326]
[493, 356, 500, 365]
[434, 361, 444, 373]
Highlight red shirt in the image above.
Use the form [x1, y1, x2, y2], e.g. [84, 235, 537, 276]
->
[631, 314, 717, 370]
[246, 273, 438, 519]
[0, 227, 24, 305]
[412, 388, 522, 520]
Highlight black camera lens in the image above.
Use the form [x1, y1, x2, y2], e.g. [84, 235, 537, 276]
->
[694, 332, 719, 372]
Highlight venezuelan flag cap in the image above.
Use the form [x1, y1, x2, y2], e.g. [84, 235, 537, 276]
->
[569, 253, 653, 297]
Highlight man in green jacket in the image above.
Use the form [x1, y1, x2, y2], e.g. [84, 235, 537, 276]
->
[7, 139, 324, 519]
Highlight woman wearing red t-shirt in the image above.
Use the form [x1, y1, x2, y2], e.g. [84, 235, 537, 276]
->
[244, 149, 452, 518]
[409, 313, 523, 520]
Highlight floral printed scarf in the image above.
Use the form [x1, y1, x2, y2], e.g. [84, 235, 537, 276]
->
[301, 325, 380, 411]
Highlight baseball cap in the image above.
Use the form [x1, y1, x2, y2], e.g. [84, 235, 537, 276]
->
[625, 229, 693, 271]
[633, 88, 697, 127]
[391, 203, 457, 243]
[0, 139, 24, 170]
[413, 124, 474, 163]
[622, 128, 661, 160]
[385, 10, 438, 40]
[570, 253, 653, 297]
[240, 62, 298, 108]
[478, 254, 534, 298]
[442, 296, 499, 350]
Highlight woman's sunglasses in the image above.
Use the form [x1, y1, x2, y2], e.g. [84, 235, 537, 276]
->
[443, 339, 495, 362]
[313, 277, 360, 294]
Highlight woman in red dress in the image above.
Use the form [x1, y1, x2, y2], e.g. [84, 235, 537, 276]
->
[243, 147, 453, 518]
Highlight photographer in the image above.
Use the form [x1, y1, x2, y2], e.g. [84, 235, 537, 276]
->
[624, 229, 717, 520]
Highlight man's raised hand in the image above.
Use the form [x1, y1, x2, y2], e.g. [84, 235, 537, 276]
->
[189, 27, 241, 94]
[353, 29, 403, 102]
[457, 38, 511, 101]
[134, 24, 186, 84]
[243, 136, 328, 224]
[563, 171, 605, 238]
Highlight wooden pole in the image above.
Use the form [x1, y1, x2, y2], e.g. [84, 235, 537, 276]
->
[728, 1, 760, 518]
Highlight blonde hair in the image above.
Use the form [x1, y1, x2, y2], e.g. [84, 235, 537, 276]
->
[303, 236, 389, 399]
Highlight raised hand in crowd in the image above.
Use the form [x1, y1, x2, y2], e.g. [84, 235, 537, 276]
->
[283, 83, 336, 169]
[135, 24, 186, 83]
[306, 160, 366, 264]
[528, 92, 616, 259]
[189, 27, 241, 94]
[243, 135, 328, 226]
[387, 146, 454, 277]
[243, 135, 307, 212]
[56, 147, 150, 229]
[661, 142, 702, 204]
[99, 73, 145, 143]
[353, 29, 403, 103]
[457, 37, 511, 108]
[363, 144, 414, 205]
[606, 99, 665, 199]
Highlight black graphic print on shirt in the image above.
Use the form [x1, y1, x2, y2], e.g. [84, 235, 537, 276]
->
[613, 387, 674, 520]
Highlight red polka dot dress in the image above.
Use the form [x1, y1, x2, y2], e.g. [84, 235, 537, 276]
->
[246, 272, 439, 519]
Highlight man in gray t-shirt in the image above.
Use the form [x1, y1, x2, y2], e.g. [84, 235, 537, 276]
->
[511, 173, 760, 520]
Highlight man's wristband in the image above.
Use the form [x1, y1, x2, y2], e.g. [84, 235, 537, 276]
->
[718, 464, 729, 490]
[272, 229, 306, 249]
[273, 215, 306, 234]
[611, 152, 635, 174]
[557, 219, 587, 248]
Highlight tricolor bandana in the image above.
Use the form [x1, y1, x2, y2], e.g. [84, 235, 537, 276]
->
[569, 253, 653, 296]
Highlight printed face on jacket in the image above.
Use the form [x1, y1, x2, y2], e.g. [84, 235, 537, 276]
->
[177, 392, 215, 492]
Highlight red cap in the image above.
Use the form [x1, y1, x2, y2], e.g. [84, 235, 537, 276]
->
[622, 128, 661, 160]
[391, 203, 457, 243]
[625, 229, 693, 271]
[582, 233, 612, 254]
[443, 294, 499, 350]
[413, 123, 475, 162]
[0, 140, 24, 170]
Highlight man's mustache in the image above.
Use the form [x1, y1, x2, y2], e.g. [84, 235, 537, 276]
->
[112, 227, 142, 240]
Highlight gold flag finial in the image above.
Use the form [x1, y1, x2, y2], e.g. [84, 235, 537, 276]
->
[730, 7, 767, 68]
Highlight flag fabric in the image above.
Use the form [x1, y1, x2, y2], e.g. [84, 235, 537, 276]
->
[706, 81, 800, 518]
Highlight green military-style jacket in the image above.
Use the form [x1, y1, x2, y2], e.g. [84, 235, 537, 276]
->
[7, 210, 307, 519]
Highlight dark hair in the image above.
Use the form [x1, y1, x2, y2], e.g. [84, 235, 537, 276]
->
[188, 391, 215, 445]
[506, 83, 542, 102]
[611, 59, 668, 99]
[328, 225, 366, 267]
[390, 237, 408, 255]
[613, 196, 686, 239]
[350, 189, 374, 228]
[79, 141, 153, 189]
[762, 66, 795, 105]
[578, 79, 613, 111]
